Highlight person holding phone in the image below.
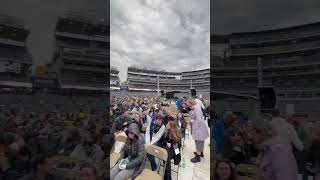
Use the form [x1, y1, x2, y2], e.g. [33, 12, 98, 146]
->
[110, 123, 145, 180]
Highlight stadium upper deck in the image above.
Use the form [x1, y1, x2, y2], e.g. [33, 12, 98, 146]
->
[0, 15, 32, 87]
[126, 67, 209, 93]
[55, 13, 108, 90]
[110, 67, 120, 88]
[212, 22, 320, 114]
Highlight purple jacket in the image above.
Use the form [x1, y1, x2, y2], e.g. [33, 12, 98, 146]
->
[256, 136, 298, 180]
[191, 105, 209, 141]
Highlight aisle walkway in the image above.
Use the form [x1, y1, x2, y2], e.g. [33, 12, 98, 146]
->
[175, 129, 210, 180]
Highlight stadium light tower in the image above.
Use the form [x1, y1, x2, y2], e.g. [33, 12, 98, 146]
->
[157, 74, 160, 97]
[257, 57, 263, 87]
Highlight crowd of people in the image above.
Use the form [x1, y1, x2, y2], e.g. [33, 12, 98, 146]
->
[211, 109, 320, 180]
[110, 95, 210, 180]
[3, 89, 319, 180]
[0, 101, 113, 180]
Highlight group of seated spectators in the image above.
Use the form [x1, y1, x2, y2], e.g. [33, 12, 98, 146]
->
[110, 95, 209, 180]
[0, 107, 114, 180]
[211, 109, 320, 180]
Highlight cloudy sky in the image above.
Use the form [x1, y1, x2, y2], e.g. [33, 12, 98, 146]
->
[111, 0, 210, 81]
[0, 0, 108, 65]
[212, 0, 320, 34]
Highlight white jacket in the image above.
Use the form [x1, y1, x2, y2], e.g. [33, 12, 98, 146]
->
[270, 117, 304, 151]
[145, 123, 165, 145]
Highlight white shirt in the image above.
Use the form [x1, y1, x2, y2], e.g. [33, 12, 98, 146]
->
[145, 123, 165, 145]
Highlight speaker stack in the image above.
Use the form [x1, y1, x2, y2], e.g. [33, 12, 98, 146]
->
[259, 87, 276, 112]
[191, 89, 196, 97]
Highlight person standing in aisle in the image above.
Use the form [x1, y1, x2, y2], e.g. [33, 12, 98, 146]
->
[190, 100, 209, 163]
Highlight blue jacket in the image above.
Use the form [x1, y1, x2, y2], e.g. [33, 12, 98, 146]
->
[175, 99, 181, 110]
[212, 118, 225, 154]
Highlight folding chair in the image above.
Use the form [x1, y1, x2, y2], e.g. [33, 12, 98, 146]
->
[115, 134, 127, 143]
[110, 134, 127, 168]
[159, 157, 180, 180]
[135, 145, 168, 180]
[110, 152, 121, 168]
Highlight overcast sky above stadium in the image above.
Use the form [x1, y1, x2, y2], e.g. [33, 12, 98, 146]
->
[212, 0, 320, 34]
[0, 0, 107, 67]
[111, 0, 210, 81]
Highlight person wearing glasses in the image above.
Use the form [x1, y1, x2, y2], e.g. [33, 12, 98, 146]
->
[110, 123, 145, 180]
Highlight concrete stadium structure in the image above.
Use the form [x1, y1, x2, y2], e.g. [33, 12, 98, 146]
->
[0, 13, 109, 114]
[212, 22, 320, 118]
[126, 67, 210, 96]
[55, 12, 108, 90]
[0, 15, 32, 88]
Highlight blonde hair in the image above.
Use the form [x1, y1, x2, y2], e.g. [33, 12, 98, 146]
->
[252, 119, 277, 139]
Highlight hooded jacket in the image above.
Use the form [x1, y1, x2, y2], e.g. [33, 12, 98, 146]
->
[120, 123, 146, 179]
[255, 136, 298, 180]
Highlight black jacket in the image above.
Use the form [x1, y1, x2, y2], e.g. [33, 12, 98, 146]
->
[161, 131, 181, 165]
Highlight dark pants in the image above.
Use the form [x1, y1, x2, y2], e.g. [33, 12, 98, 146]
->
[164, 148, 175, 180]
[147, 142, 161, 171]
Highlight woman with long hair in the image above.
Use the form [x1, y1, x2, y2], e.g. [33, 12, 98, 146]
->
[162, 120, 182, 180]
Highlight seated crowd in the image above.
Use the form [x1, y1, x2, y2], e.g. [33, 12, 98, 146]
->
[211, 109, 320, 180]
[110, 95, 210, 180]
[0, 108, 114, 180]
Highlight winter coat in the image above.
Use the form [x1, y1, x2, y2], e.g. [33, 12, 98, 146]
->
[270, 117, 304, 151]
[255, 136, 298, 180]
[191, 105, 209, 141]
[119, 123, 146, 179]
[175, 100, 181, 111]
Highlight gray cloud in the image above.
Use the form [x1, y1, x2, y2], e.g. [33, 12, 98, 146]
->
[212, 0, 320, 34]
[111, 0, 210, 81]
[0, 0, 108, 65]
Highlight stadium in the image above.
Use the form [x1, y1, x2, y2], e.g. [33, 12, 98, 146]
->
[212, 22, 320, 121]
[110, 66, 210, 98]
[0, 13, 108, 114]
[110, 67, 120, 88]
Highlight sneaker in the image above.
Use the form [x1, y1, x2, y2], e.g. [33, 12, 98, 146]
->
[190, 154, 201, 163]
[194, 152, 204, 157]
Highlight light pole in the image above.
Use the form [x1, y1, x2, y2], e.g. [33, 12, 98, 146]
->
[157, 74, 160, 97]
